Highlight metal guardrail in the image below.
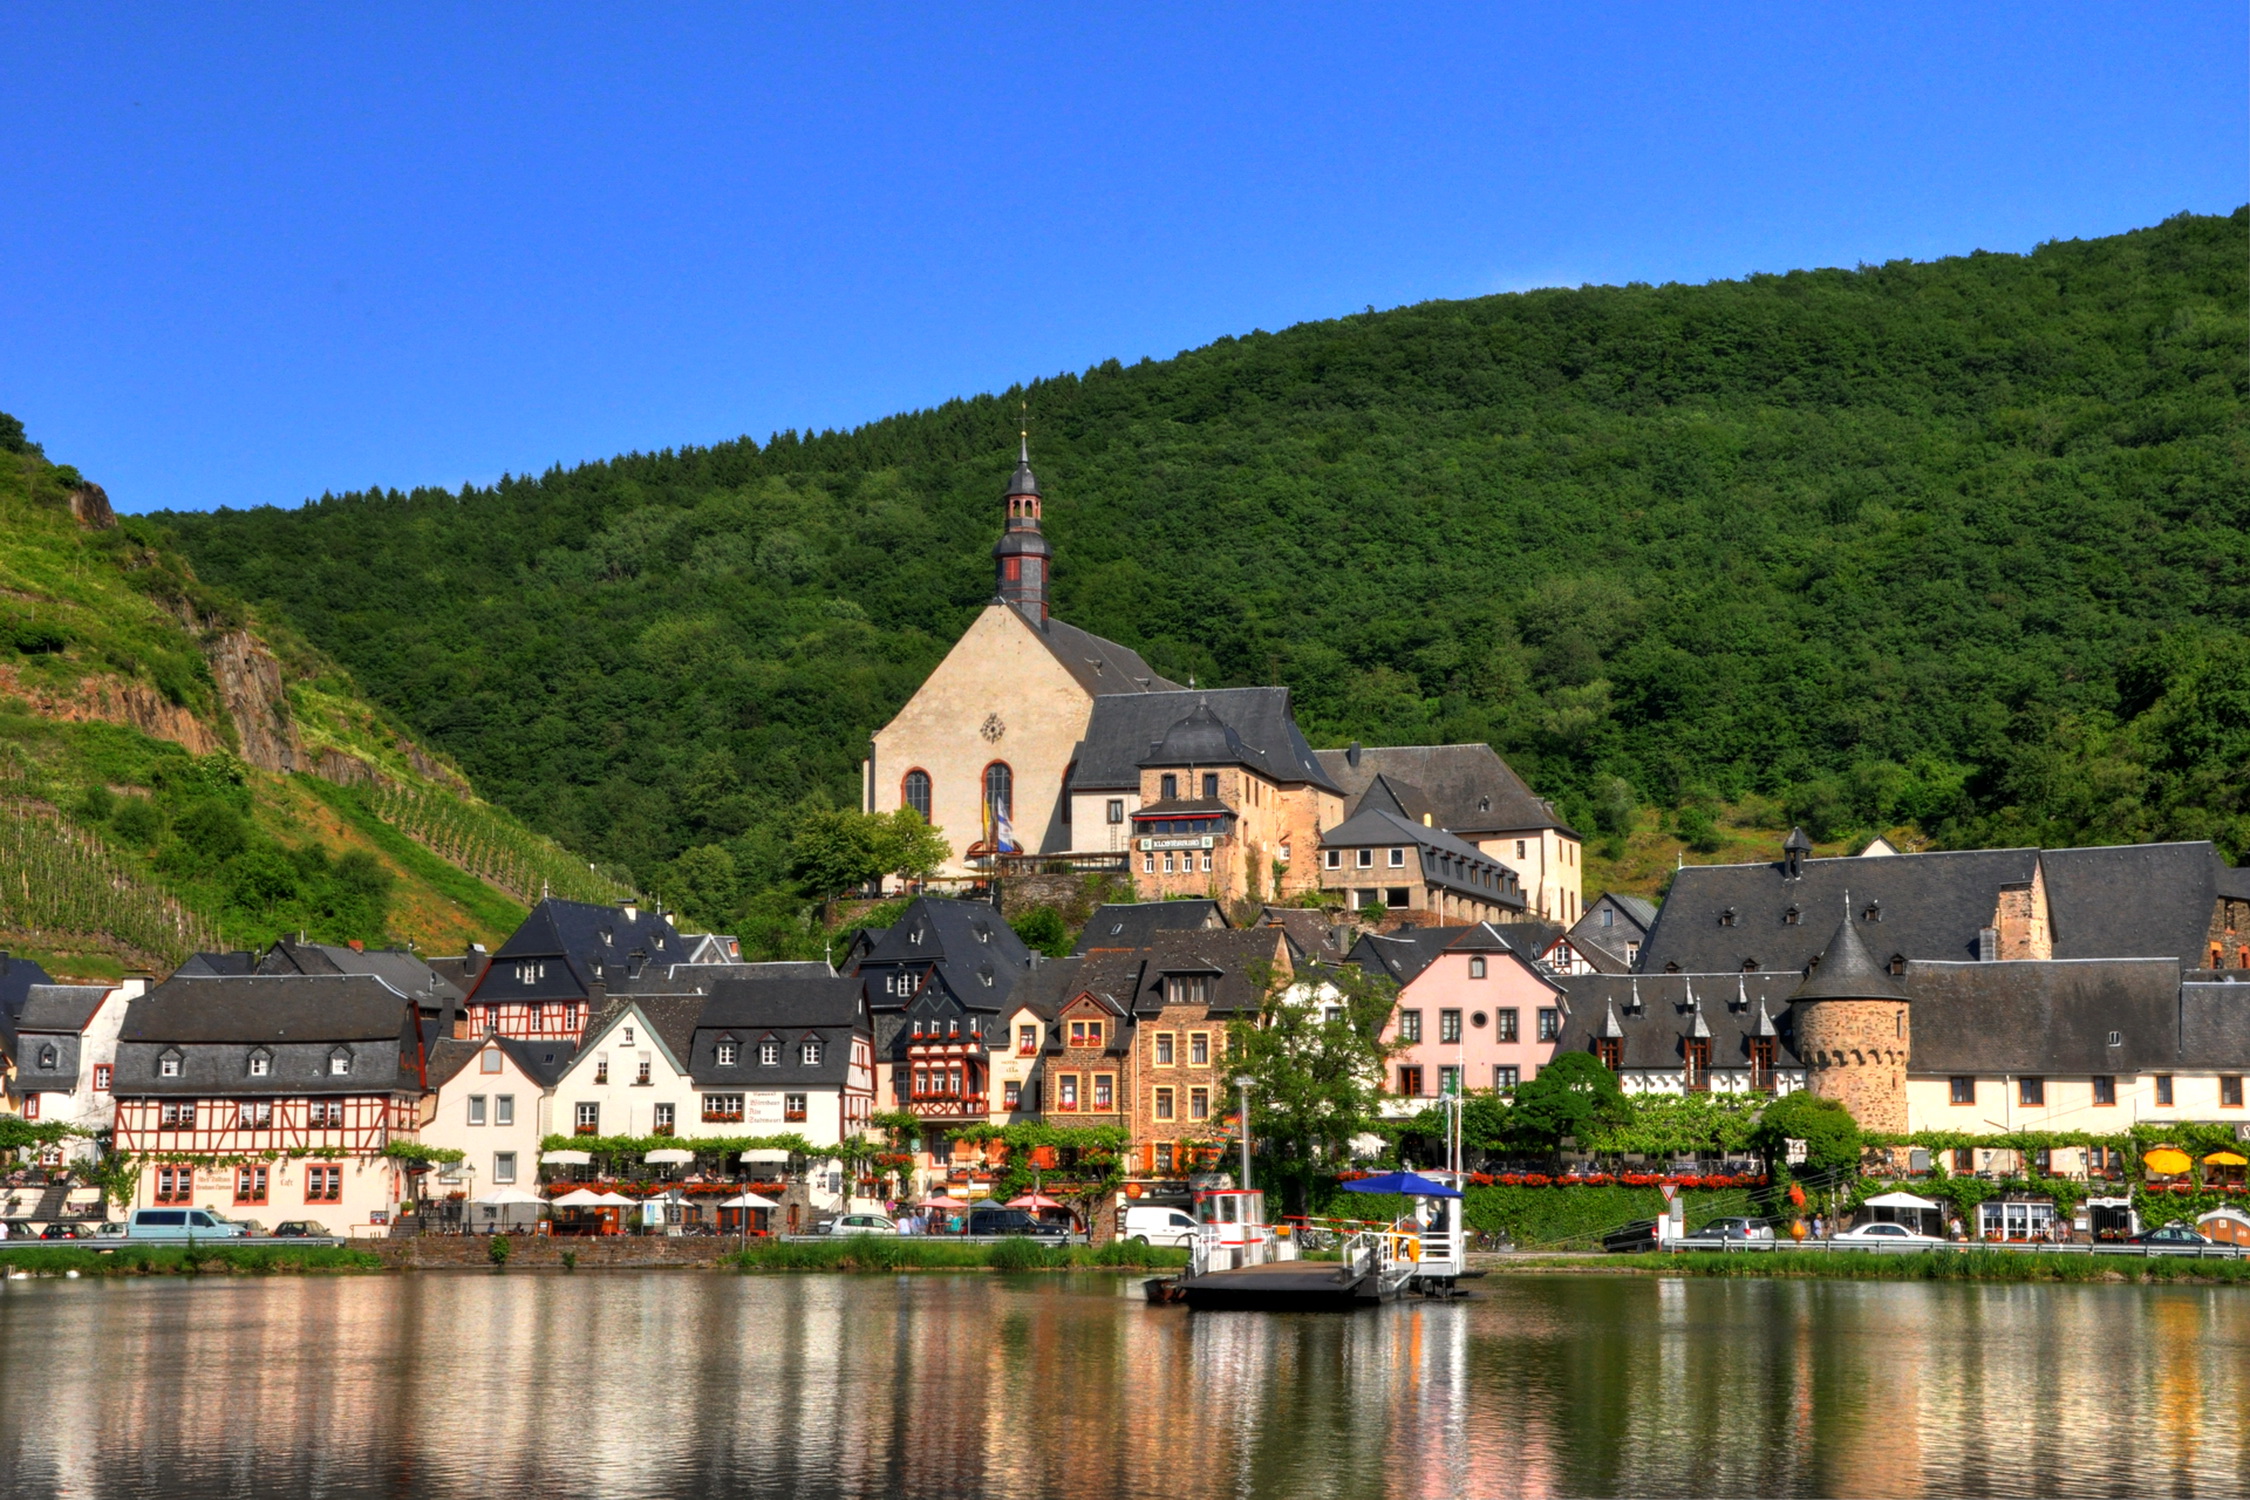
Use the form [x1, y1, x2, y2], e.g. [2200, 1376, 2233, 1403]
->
[1667, 1237, 2243, 1259]
[775, 1233, 1089, 1246]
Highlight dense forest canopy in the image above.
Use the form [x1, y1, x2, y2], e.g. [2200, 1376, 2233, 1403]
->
[157, 209, 2250, 922]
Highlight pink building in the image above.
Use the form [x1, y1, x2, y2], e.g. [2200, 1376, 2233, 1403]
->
[1350, 923, 1567, 1110]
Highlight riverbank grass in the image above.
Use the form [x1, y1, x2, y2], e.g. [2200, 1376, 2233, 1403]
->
[1495, 1250, 2250, 1284]
[0, 1244, 384, 1276]
[726, 1237, 1190, 1273]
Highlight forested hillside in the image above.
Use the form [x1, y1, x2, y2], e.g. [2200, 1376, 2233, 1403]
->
[0, 417, 619, 975]
[159, 209, 2249, 932]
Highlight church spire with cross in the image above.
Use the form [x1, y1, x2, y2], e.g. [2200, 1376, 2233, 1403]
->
[993, 409, 1052, 621]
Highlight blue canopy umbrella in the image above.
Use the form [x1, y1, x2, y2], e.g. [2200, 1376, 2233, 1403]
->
[1340, 1172, 1462, 1199]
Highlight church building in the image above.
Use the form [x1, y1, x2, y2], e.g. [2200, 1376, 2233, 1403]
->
[862, 440, 1178, 879]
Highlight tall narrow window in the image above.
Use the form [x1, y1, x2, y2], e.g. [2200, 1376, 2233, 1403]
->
[1684, 1039, 1711, 1092]
[1496, 1009, 1519, 1043]
[2156, 1075, 2175, 1106]
[1160, 773, 1178, 800]
[1950, 1077, 1976, 1105]
[1202, 772, 1219, 800]
[1751, 1038, 1777, 1092]
[2091, 1075, 2116, 1106]
[903, 769, 932, 821]
[1439, 1010, 1462, 1043]
[1398, 1010, 1422, 1043]
[1595, 1038, 1622, 1071]
[1538, 1009, 1561, 1043]
[2018, 1077, 2045, 1107]
[984, 762, 1013, 829]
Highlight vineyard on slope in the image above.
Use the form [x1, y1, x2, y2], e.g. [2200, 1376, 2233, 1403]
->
[368, 782, 625, 906]
[0, 769, 219, 965]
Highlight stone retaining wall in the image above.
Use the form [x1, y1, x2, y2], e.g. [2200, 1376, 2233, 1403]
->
[377, 1235, 739, 1269]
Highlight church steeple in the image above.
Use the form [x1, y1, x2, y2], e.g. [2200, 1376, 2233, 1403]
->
[993, 426, 1052, 621]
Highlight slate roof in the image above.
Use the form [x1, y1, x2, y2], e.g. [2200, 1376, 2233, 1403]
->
[1568, 894, 1658, 972]
[690, 975, 868, 1088]
[0, 954, 55, 1020]
[1347, 927, 1474, 989]
[1004, 957, 1086, 1021]
[1638, 848, 2043, 975]
[1072, 901, 1229, 954]
[472, 899, 692, 1004]
[424, 1034, 576, 1092]
[2043, 842, 2229, 966]
[1352, 774, 1440, 828]
[1318, 807, 1527, 909]
[1010, 606, 1180, 699]
[177, 951, 258, 977]
[852, 897, 1034, 1012]
[11, 984, 108, 1036]
[2178, 981, 2250, 1070]
[581, 993, 706, 1075]
[1029, 931, 1286, 1033]
[1552, 973, 1804, 1072]
[1791, 915, 1910, 1004]
[257, 938, 464, 1005]
[2, 985, 108, 1095]
[1904, 959, 2185, 1075]
[1312, 744, 1576, 838]
[1073, 688, 1339, 793]
[1257, 907, 1351, 962]
[115, 974, 423, 1096]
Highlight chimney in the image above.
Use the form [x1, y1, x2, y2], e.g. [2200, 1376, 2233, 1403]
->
[468, 942, 488, 978]
[1346, 742, 1362, 769]
[620, 897, 639, 922]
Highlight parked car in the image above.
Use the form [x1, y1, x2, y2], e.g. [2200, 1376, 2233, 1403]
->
[92, 1222, 128, 1240]
[1602, 1219, 1662, 1254]
[1832, 1222, 1945, 1247]
[1122, 1205, 1199, 1247]
[271, 1221, 329, 1238]
[1687, 1217, 1775, 1243]
[125, 1208, 249, 1240]
[2129, 1223, 2211, 1247]
[966, 1206, 1068, 1238]
[818, 1213, 899, 1237]
[39, 1222, 94, 1240]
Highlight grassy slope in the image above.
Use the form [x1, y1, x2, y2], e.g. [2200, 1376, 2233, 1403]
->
[153, 210, 2250, 926]
[0, 447, 553, 971]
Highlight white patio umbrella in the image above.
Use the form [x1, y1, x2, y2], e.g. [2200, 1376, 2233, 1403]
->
[471, 1187, 546, 1206]
[541, 1150, 593, 1166]
[740, 1149, 790, 1165]
[716, 1191, 780, 1209]
[643, 1149, 696, 1166]
[590, 1191, 637, 1208]
[550, 1188, 611, 1208]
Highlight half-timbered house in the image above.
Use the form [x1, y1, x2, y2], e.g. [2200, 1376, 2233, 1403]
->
[112, 974, 434, 1232]
[462, 897, 693, 1042]
[547, 995, 704, 1142]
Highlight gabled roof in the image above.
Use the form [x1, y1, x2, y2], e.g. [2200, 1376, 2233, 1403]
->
[1905, 959, 2183, 1074]
[1004, 957, 1085, 1021]
[1790, 913, 1910, 1004]
[1007, 605, 1180, 699]
[479, 899, 690, 1001]
[2178, 980, 2250, 1070]
[1346, 926, 1472, 989]
[698, 975, 867, 1032]
[1072, 900, 1229, 954]
[1320, 806, 1494, 862]
[2043, 842, 2228, 966]
[425, 1035, 576, 1092]
[1073, 687, 1339, 793]
[122, 974, 419, 1045]
[0, 953, 57, 1019]
[10, 984, 110, 1036]
[578, 993, 705, 1077]
[1552, 973, 1803, 1071]
[1313, 744, 1575, 837]
[257, 938, 464, 1004]
[1638, 847, 2042, 975]
[177, 951, 258, 977]
[852, 897, 1033, 1011]
[1353, 773, 1440, 827]
[1258, 907, 1350, 962]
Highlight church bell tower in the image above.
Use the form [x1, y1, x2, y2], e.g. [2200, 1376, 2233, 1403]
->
[993, 433, 1052, 621]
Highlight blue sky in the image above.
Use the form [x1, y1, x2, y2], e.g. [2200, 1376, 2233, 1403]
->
[4, 4, 2242, 514]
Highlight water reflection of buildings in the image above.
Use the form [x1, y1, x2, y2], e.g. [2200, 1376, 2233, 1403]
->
[4, 1274, 2250, 1499]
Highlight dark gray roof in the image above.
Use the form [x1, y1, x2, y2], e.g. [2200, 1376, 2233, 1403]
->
[1791, 914, 1911, 1004]
[1318, 807, 1526, 909]
[1257, 907, 1351, 962]
[1, 984, 106, 1096]
[582, 992, 707, 1074]
[257, 939, 464, 1004]
[1005, 440, 1040, 498]
[1638, 847, 2043, 975]
[852, 897, 1034, 1012]
[1072, 901, 1229, 954]
[2219, 865, 2250, 903]
[177, 951, 258, 977]
[12, 984, 109, 1035]
[0, 954, 55, 1020]
[425, 1034, 576, 1092]
[1002, 957, 1085, 1022]
[1352, 774, 1440, 827]
[2043, 843, 2227, 966]
[1346, 927, 1472, 989]
[2178, 981, 2250, 1070]
[1905, 959, 2184, 1075]
[115, 974, 423, 1096]
[1312, 744, 1575, 837]
[1552, 973, 1803, 1072]
[691, 976, 868, 1087]
[1141, 702, 1260, 772]
[1073, 687, 1338, 793]
[1567, 894, 1656, 973]
[1013, 606, 1179, 699]
[474, 899, 691, 1004]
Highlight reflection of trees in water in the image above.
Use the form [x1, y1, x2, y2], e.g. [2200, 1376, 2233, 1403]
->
[5, 1275, 2250, 1498]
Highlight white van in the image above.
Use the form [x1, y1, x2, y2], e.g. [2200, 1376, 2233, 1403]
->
[1122, 1204, 1199, 1247]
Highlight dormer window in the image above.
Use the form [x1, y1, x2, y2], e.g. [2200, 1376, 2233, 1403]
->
[1864, 901, 1882, 922]
[1783, 906, 1801, 926]
[1741, 959, 1759, 973]
[621, 1025, 635, 1047]
[247, 1049, 272, 1078]
[158, 1049, 182, 1078]
[716, 1038, 739, 1066]
[759, 1040, 780, 1066]
[1720, 908, 1737, 928]
[910, 926, 924, 946]
[36, 1043, 57, 1071]
[801, 1041, 823, 1066]
[1889, 955, 1906, 977]
[329, 1048, 352, 1076]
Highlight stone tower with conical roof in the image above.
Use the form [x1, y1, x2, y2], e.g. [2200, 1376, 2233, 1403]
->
[1788, 903, 1911, 1132]
[992, 434, 1052, 621]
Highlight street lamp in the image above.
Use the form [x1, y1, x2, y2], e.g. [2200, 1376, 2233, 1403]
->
[1234, 1074, 1255, 1192]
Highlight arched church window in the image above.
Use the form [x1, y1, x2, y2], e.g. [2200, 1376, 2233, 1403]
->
[984, 762, 1013, 823]
[902, 769, 932, 821]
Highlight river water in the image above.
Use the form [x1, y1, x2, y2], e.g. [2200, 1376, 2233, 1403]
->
[0, 1270, 2243, 1499]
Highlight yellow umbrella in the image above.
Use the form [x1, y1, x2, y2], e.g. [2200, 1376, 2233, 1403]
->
[2203, 1151, 2248, 1167]
[2143, 1148, 2193, 1176]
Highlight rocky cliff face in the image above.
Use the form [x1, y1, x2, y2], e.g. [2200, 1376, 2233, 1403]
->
[205, 630, 302, 773]
[0, 663, 223, 755]
[67, 483, 117, 531]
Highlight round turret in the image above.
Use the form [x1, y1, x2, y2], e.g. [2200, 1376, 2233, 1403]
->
[1788, 910, 1910, 1133]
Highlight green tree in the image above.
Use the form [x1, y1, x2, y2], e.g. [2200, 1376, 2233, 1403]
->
[869, 807, 950, 885]
[1233, 961, 1402, 1215]
[1506, 1051, 1630, 1151]
[1753, 1091, 1861, 1173]
[1008, 906, 1071, 958]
